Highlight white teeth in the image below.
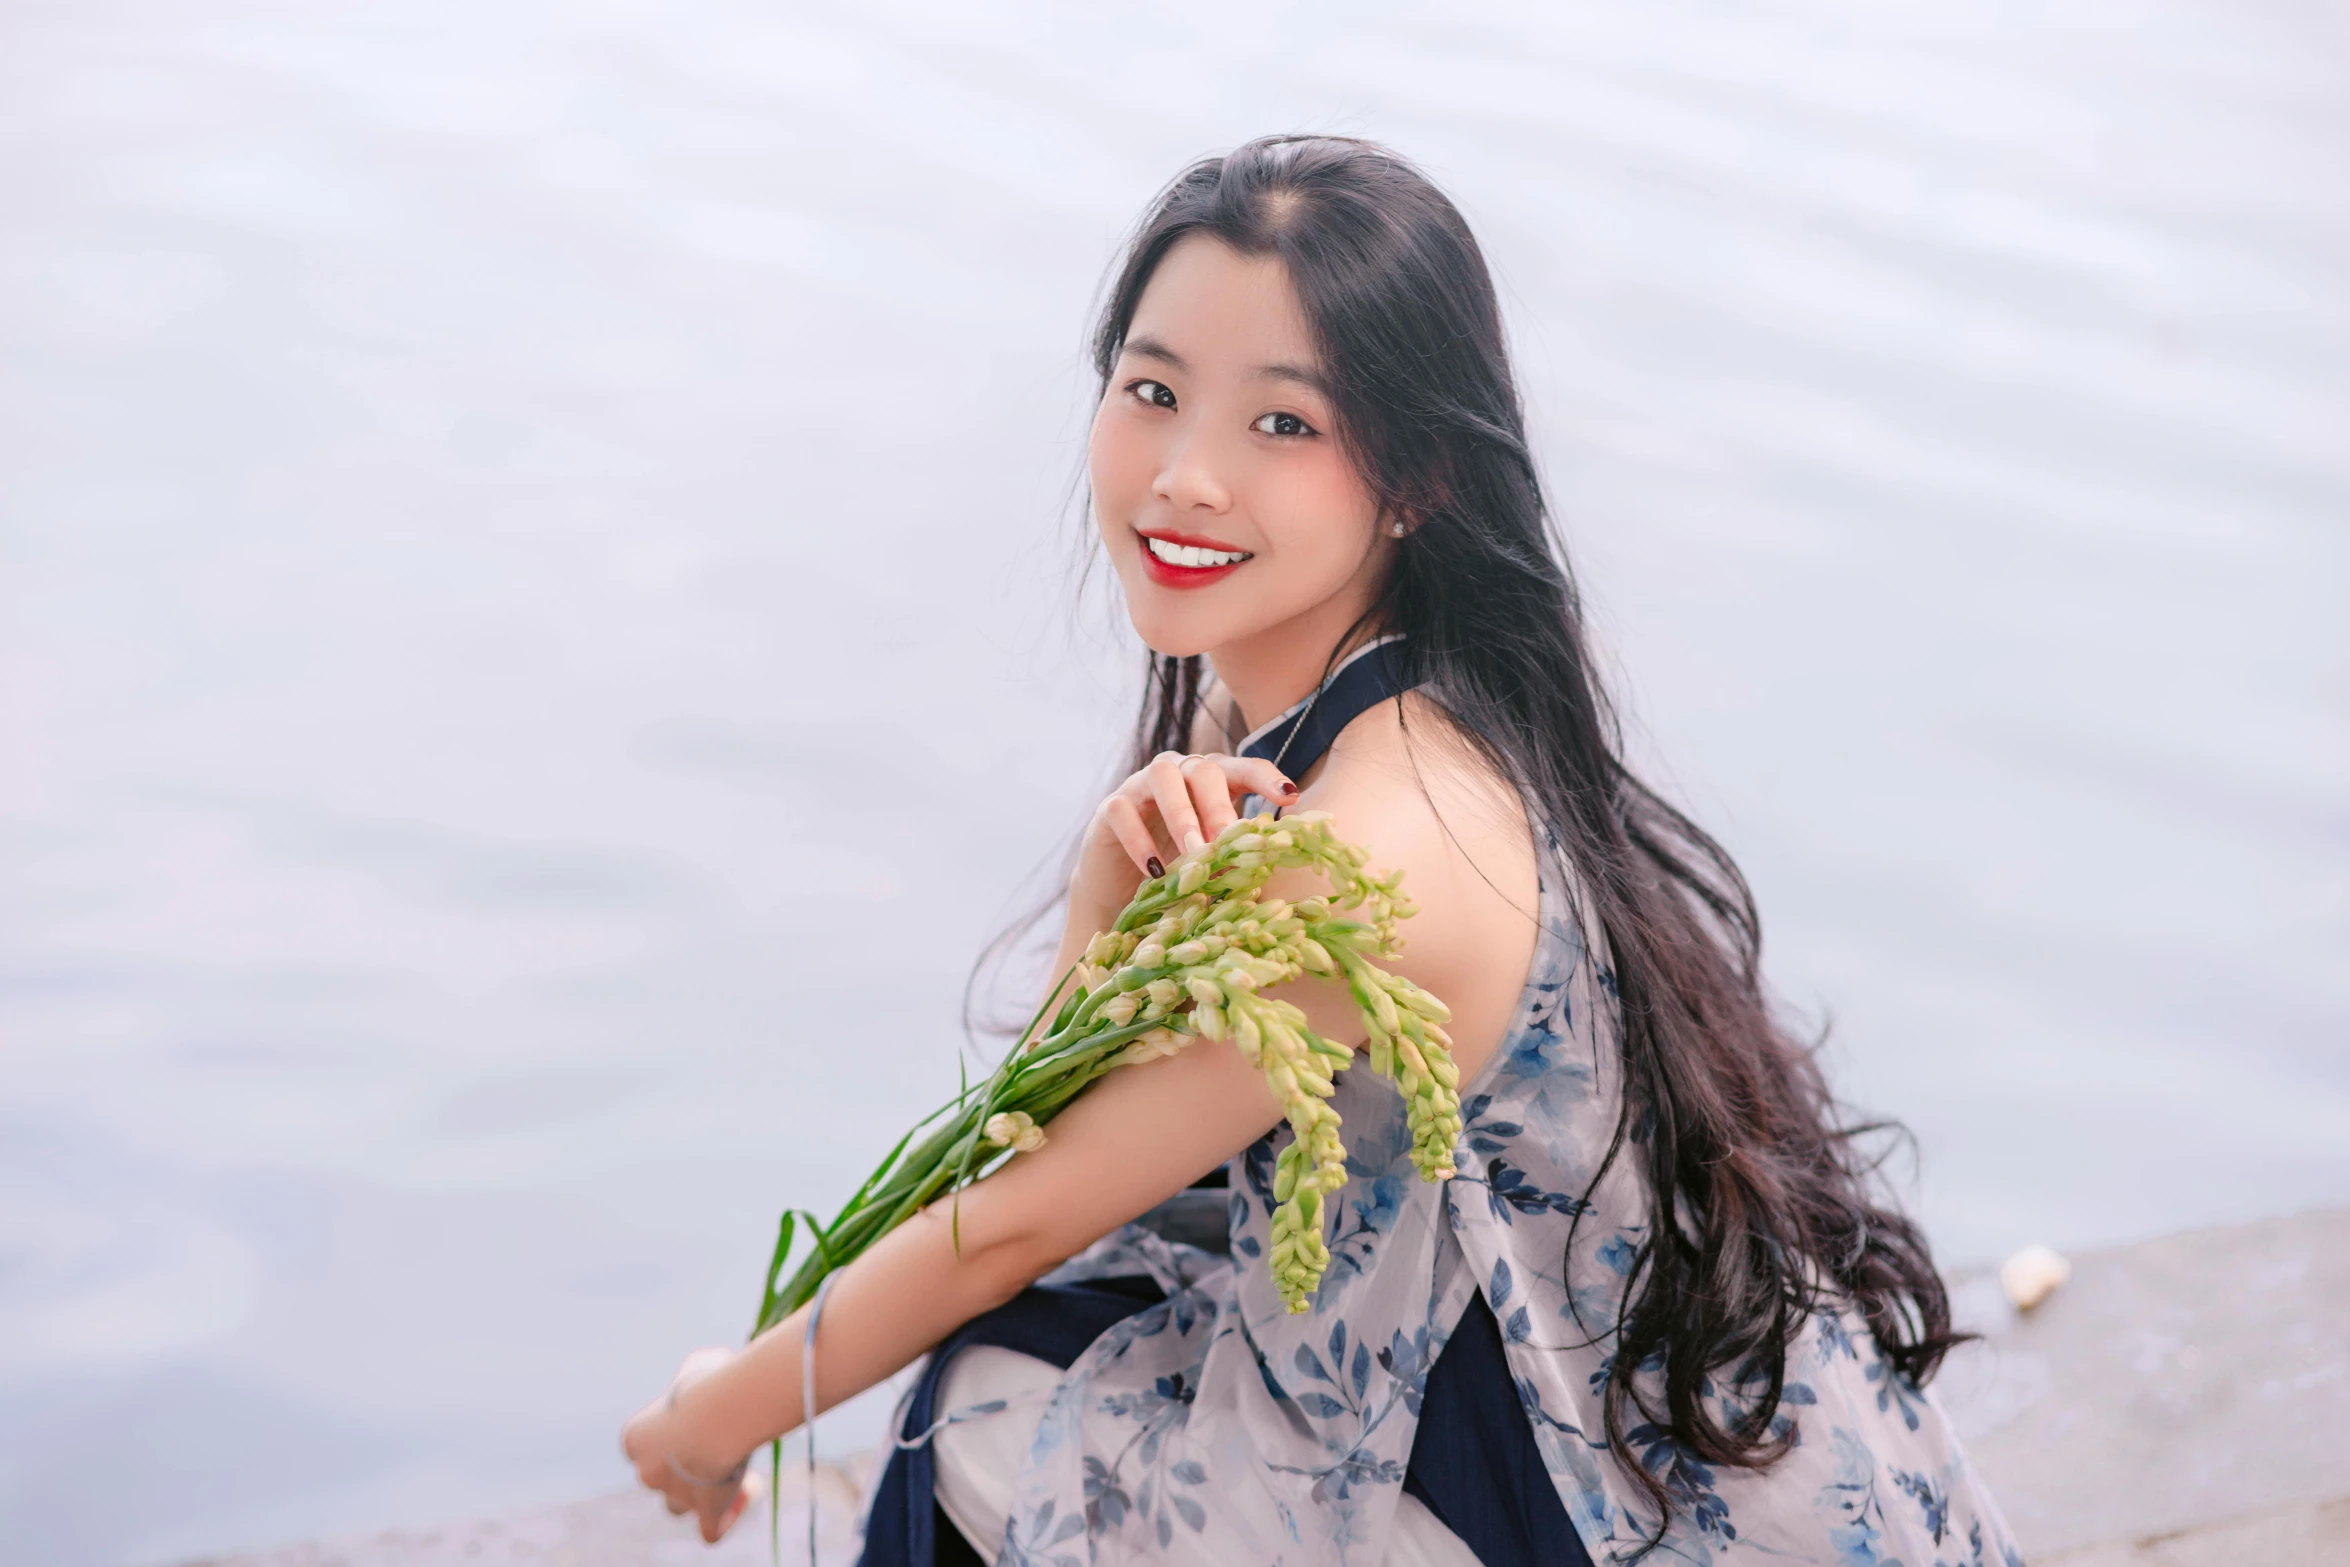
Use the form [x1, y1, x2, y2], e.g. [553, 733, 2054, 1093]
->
[1144, 536, 1250, 568]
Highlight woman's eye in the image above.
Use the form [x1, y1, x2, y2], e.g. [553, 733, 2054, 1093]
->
[1128, 379, 1176, 410]
[1252, 411, 1316, 438]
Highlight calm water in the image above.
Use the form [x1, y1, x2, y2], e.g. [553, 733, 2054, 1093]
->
[3, 2, 2344, 1561]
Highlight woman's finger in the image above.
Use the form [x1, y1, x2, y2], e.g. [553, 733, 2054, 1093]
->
[698, 1478, 751, 1543]
[723, 1468, 765, 1537]
[1182, 755, 1243, 842]
[1144, 751, 1205, 855]
[622, 1409, 676, 1496]
[1231, 755, 1301, 809]
[1099, 792, 1164, 877]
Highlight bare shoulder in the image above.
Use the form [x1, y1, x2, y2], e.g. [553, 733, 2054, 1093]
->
[1272, 692, 1540, 1081]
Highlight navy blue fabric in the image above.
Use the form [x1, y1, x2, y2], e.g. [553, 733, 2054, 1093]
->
[1403, 1291, 1591, 1567]
[859, 1276, 1166, 1567]
[1239, 638, 1411, 779]
[858, 1278, 1594, 1566]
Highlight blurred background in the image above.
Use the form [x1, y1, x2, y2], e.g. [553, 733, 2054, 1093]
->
[2, 2, 2344, 1563]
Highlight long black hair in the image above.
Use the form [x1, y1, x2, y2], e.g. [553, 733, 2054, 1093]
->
[1085, 135, 1962, 1523]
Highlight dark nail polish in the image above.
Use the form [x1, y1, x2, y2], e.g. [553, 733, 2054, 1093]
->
[1146, 856, 1165, 878]
[1280, 779, 1299, 796]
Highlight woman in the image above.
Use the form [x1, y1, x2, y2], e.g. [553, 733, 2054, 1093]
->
[623, 136, 2018, 1567]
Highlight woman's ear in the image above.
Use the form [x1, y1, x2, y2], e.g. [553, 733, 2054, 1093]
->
[1382, 461, 1451, 538]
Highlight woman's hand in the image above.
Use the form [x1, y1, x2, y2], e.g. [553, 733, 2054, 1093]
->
[621, 1346, 762, 1543]
[1071, 750, 1299, 921]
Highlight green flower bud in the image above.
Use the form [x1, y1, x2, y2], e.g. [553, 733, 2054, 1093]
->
[1401, 986, 1452, 1024]
[982, 1111, 1047, 1154]
[1232, 1008, 1263, 1057]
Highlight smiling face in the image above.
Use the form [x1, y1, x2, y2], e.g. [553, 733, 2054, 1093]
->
[1090, 235, 1389, 664]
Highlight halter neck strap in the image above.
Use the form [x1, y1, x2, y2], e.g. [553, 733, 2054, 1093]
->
[1235, 635, 1413, 784]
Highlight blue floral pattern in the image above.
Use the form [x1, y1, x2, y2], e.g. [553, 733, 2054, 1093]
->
[1001, 838, 2018, 1564]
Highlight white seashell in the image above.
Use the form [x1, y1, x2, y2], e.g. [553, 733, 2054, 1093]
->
[1999, 1243, 2072, 1311]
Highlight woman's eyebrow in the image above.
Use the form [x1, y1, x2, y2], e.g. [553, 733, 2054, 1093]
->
[1253, 360, 1325, 391]
[1124, 334, 1188, 371]
[1125, 336, 1323, 393]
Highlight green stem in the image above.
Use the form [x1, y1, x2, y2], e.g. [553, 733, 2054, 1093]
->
[753, 1020, 1168, 1330]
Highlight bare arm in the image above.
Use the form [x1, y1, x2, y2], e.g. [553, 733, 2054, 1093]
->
[623, 1000, 1290, 1505]
[622, 703, 1536, 1539]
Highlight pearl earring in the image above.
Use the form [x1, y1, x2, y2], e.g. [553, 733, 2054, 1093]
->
[1390, 521, 1408, 538]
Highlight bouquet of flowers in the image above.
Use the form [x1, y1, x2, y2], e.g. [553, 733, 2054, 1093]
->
[751, 811, 1462, 1334]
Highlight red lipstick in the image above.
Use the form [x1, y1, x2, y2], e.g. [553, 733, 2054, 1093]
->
[1136, 528, 1253, 591]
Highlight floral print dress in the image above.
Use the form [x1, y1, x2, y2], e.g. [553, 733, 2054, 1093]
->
[1001, 832, 2021, 1567]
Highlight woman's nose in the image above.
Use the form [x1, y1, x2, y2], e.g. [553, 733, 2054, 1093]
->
[1152, 429, 1234, 514]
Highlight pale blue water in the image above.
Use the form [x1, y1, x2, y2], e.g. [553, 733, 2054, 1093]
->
[2, 2, 2344, 1562]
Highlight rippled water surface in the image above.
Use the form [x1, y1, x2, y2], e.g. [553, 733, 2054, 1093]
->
[3, 3, 2345, 1561]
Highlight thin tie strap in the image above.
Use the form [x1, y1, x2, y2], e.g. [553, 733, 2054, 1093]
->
[801, 1271, 841, 1567]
